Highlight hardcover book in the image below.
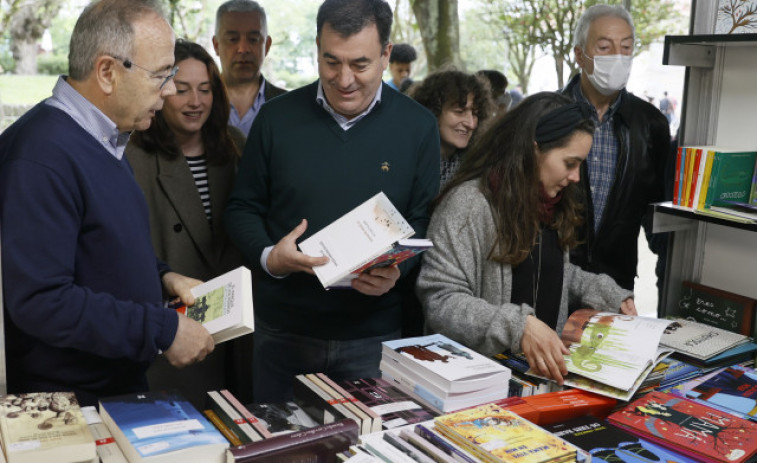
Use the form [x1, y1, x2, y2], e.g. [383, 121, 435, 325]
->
[434, 402, 578, 463]
[544, 415, 697, 463]
[703, 149, 757, 209]
[175, 266, 254, 343]
[81, 405, 128, 463]
[688, 364, 757, 420]
[381, 333, 511, 394]
[226, 419, 358, 463]
[98, 390, 229, 463]
[337, 377, 437, 429]
[660, 317, 749, 360]
[0, 392, 96, 463]
[298, 192, 430, 289]
[608, 390, 757, 463]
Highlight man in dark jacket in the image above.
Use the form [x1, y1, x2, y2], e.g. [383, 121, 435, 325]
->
[562, 4, 670, 292]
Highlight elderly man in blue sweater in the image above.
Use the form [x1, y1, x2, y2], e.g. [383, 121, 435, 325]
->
[226, 0, 440, 402]
[0, 0, 213, 406]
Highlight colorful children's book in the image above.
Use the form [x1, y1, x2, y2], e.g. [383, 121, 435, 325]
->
[704, 149, 757, 209]
[434, 402, 578, 463]
[688, 364, 757, 420]
[608, 390, 757, 463]
[381, 334, 511, 395]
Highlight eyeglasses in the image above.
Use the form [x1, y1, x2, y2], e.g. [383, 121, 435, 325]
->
[108, 54, 179, 90]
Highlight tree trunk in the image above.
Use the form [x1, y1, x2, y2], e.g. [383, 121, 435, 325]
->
[410, 0, 461, 72]
[12, 40, 38, 75]
[9, 1, 63, 75]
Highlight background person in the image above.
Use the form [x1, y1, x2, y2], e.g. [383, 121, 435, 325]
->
[476, 69, 511, 115]
[126, 39, 248, 406]
[417, 92, 635, 384]
[386, 43, 417, 91]
[0, 0, 212, 406]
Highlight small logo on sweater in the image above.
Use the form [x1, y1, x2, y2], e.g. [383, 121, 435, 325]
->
[381, 161, 390, 172]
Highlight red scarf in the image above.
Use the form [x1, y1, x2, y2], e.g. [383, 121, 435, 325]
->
[539, 183, 562, 224]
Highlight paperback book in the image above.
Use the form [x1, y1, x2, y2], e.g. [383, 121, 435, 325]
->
[244, 402, 319, 436]
[338, 377, 437, 429]
[98, 390, 229, 463]
[0, 392, 96, 463]
[608, 390, 757, 463]
[298, 192, 430, 289]
[687, 364, 757, 420]
[381, 333, 511, 394]
[175, 266, 254, 343]
[81, 405, 128, 463]
[660, 317, 749, 361]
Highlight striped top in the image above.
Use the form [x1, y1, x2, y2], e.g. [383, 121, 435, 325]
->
[186, 155, 212, 223]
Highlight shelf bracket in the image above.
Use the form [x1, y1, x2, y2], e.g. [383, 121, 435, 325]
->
[664, 42, 716, 68]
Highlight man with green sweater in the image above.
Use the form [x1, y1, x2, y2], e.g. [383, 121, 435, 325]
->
[225, 0, 439, 402]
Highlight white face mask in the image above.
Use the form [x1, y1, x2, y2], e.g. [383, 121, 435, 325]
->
[584, 53, 633, 96]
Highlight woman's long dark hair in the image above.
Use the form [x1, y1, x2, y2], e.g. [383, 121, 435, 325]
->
[130, 39, 239, 164]
[437, 92, 594, 266]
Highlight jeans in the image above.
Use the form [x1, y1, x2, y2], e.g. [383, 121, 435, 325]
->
[252, 318, 401, 403]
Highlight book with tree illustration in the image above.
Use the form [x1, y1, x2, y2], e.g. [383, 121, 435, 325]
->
[529, 309, 674, 401]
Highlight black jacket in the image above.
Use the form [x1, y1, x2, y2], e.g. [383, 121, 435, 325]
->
[562, 74, 671, 290]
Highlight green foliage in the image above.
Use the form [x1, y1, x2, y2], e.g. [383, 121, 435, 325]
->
[0, 74, 58, 104]
[263, 0, 320, 89]
[37, 54, 67, 75]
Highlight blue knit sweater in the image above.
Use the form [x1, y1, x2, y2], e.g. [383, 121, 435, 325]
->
[0, 103, 178, 401]
[225, 82, 440, 339]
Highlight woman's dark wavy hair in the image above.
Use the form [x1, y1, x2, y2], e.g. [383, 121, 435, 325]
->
[436, 92, 594, 266]
[130, 39, 239, 164]
[410, 68, 493, 126]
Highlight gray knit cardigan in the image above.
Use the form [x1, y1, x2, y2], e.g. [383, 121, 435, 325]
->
[416, 180, 633, 356]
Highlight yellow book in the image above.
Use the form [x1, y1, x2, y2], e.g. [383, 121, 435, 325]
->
[697, 148, 717, 210]
[684, 147, 699, 208]
[434, 403, 577, 463]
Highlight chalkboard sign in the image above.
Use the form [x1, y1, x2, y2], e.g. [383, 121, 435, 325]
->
[679, 281, 756, 336]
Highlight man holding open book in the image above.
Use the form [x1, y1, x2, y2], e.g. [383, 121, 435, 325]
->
[225, 0, 439, 402]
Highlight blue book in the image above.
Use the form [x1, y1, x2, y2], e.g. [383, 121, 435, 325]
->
[99, 390, 229, 462]
[688, 364, 757, 420]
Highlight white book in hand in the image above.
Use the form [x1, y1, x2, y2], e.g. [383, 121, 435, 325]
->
[298, 192, 431, 289]
[177, 266, 254, 343]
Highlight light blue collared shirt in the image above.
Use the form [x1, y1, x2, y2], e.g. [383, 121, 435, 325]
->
[45, 76, 131, 160]
[229, 78, 267, 136]
[260, 81, 384, 276]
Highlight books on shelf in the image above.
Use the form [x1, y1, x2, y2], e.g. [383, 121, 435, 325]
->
[81, 405, 128, 463]
[687, 364, 757, 420]
[226, 419, 359, 463]
[176, 266, 254, 344]
[609, 390, 757, 463]
[381, 333, 511, 395]
[660, 317, 750, 361]
[98, 390, 229, 463]
[532, 309, 673, 401]
[298, 191, 431, 289]
[0, 392, 96, 463]
[434, 402, 579, 463]
[337, 377, 438, 429]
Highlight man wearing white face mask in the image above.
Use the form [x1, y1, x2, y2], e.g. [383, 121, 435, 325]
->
[561, 4, 670, 295]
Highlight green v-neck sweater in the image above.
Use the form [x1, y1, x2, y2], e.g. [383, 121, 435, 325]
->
[226, 81, 440, 339]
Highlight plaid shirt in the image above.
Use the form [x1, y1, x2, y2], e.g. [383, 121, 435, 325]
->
[571, 84, 624, 233]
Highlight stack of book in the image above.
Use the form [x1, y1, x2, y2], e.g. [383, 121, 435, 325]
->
[659, 317, 754, 366]
[379, 334, 511, 413]
[492, 352, 558, 397]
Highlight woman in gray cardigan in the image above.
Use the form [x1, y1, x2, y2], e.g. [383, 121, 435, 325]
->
[416, 92, 636, 385]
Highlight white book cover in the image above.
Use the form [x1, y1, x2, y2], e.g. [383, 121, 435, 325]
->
[660, 317, 749, 360]
[298, 192, 415, 289]
[180, 266, 254, 344]
[381, 334, 511, 394]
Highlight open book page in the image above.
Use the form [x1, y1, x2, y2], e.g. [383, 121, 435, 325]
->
[559, 309, 674, 391]
[298, 192, 415, 288]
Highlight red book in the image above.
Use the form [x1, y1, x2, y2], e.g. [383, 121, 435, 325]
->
[493, 388, 616, 425]
[608, 390, 757, 463]
[674, 146, 683, 205]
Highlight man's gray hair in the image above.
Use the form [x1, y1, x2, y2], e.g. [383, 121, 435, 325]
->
[68, 0, 167, 81]
[215, 0, 267, 35]
[573, 4, 635, 49]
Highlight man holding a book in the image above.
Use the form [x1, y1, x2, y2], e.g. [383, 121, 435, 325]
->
[225, 0, 439, 402]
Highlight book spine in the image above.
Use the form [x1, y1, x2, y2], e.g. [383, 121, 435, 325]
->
[673, 146, 682, 205]
[81, 406, 128, 463]
[383, 431, 437, 463]
[204, 409, 244, 446]
[227, 419, 359, 461]
[306, 373, 370, 435]
[399, 429, 458, 463]
[317, 373, 383, 433]
[208, 391, 262, 443]
[219, 389, 274, 439]
[413, 424, 478, 463]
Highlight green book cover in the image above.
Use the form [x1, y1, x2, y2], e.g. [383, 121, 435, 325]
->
[704, 150, 757, 208]
[750, 158, 757, 206]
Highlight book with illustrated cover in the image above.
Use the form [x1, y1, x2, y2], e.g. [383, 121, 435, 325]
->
[338, 377, 437, 430]
[174, 266, 254, 343]
[608, 391, 757, 463]
[660, 317, 749, 360]
[382, 333, 511, 395]
[98, 390, 228, 463]
[434, 402, 578, 463]
[703, 149, 757, 209]
[529, 309, 673, 400]
[218, 390, 273, 439]
[81, 405, 128, 463]
[0, 392, 96, 463]
[544, 415, 697, 463]
[244, 402, 319, 437]
[688, 364, 757, 420]
[298, 192, 429, 289]
[226, 419, 359, 463]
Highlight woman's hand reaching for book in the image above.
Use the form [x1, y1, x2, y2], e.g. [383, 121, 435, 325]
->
[620, 297, 637, 316]
[521, 315, 570, 385]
